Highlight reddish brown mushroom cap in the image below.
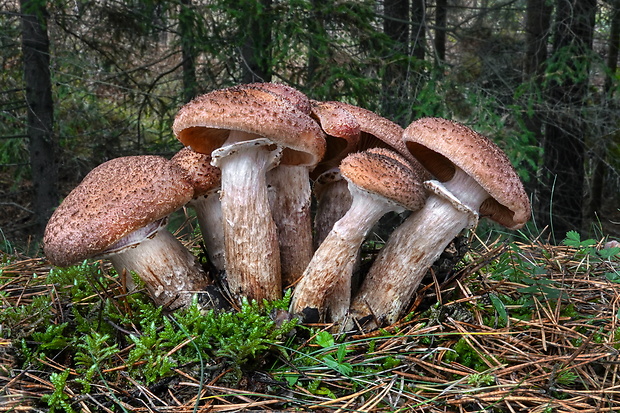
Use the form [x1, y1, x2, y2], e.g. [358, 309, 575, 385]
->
[336, 103, 405, 150]
[403, 117, 531, 229]
[331, 102, 431, 180]
[340, 148, 427, 212]
[171, 147, 221, 198]
[43, 155, 194, 267]
[309, 100, 361, 179]
[173, 85, 326, 167]
[241, 82, 312, 114]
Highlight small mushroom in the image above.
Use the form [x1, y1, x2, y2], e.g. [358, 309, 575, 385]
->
[310, 102, 430, 247]
[290, 148, 427, 324]
[170, 147, 224, 272]
[43, 155, 218, 310]
[173, 85, 325, 304]
[348, 118, 531, 330]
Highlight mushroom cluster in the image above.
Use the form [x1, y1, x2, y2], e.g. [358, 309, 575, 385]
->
[43, 83, 531, 330]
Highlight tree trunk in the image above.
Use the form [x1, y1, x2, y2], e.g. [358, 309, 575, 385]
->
[241, 0, 273, 83]
[434, 0, 447, 64]
[537, 0, 597, 241]
[307, 0, 328, 85]
[604, 1, 620, 96]
[589, 1, 620, 218]
[522, 0, 553, 198]
[179, 0, 197, 102]
[20, 0, 58, 237]
[411, 0, 426, 61]
[523, 0, 553, 78]
[381, 0, 409, 123]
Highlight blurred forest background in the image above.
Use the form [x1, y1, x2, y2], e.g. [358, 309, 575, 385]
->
[1, 0, 619, 253]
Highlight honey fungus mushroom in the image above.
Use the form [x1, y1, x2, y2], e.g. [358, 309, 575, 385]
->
[240, 82, 320, 287]
[310, 101, 430, 248]
[173, 85, 325, 304]
[43, 155, 220, 310]
[348, 118, 531, 330]
[171, 147, 224, 272]
[290, 148, 427, 325]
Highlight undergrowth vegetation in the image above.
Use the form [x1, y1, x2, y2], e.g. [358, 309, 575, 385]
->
[2, 230, 620, 411]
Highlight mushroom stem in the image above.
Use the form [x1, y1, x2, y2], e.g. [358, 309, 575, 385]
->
[109, 228, 212, 310]
[348, 167, 488, 329]
[267, 165, 313, 287]
[212, 132, 282, 304]
[313, 171, 352, 249]
[190, 191, 225, 271]
[290, 184, 400, 322]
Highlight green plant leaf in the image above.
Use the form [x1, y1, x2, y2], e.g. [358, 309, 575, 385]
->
[489, 294, 508, 324]
[315, 331, 335, 348]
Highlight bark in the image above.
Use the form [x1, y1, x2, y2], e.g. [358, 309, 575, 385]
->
[179, 0, 197, 102]
[522, 0, 553, 197]
[383, 0, 409, 46]
[382, 0, 410, 123]
[434, 0, 447, 63]
[20, 0, 58, 237]
[240, 0, 273, 83]
[538, 0, 597, 241]
[411, 0, 426, 61]
[590, 2, 620, 217]
[523, 0, 553, 78]
[604, 1, 620, 96]
[308, 0, 328, 84]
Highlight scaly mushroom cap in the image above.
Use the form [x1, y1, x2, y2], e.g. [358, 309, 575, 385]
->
[173, 85, 326, 167]
[340, 148, 427, 211]
[333, 102, 431, 180]
[171, 147, 221, 198]
[43, 156, 194, 267]
[309, 100, 361, 179]
[403, 117, 531, 229]
[241, 82, 312, 114]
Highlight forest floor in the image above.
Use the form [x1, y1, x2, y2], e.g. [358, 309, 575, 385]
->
[2, 230, 620, 412]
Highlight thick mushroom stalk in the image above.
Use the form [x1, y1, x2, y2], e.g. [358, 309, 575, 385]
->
[172, 85, 326, 303]
[291, 148, 426, 324]
[313, 168, 353, 248]
[190, 191, 225, 271]
[291, 185, 392, 322]
[348, 167, 487, 329]
[267, 165, 313, 287]
[107, 220, 212, 309]
[240, 84, 319, 288]
[347, 117, 531, 331]
[211, 132, 283, 304]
